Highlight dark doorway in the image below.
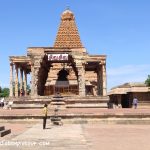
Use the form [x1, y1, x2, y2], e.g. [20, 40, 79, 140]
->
[55, 68, 69, 95]
[57, 68, 69, 81]
[86, 86, 93, 95]
[121, 94, 130, 108]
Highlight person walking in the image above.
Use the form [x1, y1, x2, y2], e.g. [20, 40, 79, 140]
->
[132, 97, 138, 109]
[43, 104, 48, 129]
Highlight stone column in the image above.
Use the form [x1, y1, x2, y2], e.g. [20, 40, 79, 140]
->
[31, 64, 35, 97]
[15, 64, 19, 97]
[34, 68, 39, 97]
[9, 63, 14, 97]
[97, 65, 102, 96]
[31, 63, 39, 97]
[23, 70, 27, 96]
[32, 58, 41, 97]
[20, 68, 23, 92]
[77, 65, 85, 96]
[102, 64, 107, 96]
[31, 54, 45, 97]
[97, 62, 107, 96]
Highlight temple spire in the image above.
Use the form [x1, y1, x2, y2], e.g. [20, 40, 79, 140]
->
[53, 9, 83, 48]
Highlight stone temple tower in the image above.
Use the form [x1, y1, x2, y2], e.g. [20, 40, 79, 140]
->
[54, 9, 83, 48]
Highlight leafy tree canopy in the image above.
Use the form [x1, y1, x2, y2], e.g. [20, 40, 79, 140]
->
[145, 75, 150, 86]
[0, 87, 9, 97]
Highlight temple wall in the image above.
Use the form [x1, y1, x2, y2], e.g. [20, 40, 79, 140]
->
[129, 92, 150, 102]
[45, 63, 77, 85]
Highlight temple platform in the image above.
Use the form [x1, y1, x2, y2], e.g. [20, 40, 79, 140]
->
[1, 108, 150, 124]
[2, 96, 150, 123]
[6, 96, 109, 109]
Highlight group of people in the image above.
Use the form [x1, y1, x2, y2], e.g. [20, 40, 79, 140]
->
[0, 98, 13, 109]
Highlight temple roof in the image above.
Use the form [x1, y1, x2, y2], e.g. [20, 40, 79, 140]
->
[108, 82, 149, 95]
[53, 9, 83, 48]
[111, 82, 146, 89]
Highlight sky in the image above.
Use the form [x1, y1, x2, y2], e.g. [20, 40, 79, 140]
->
[0, 0, 150, 91]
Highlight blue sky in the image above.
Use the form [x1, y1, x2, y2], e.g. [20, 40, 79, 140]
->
[0, 0, 150, 90]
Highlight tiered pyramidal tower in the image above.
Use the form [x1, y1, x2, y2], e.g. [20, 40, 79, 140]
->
[54, 9, 83, 48]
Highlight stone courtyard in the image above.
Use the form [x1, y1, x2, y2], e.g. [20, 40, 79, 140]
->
[1, 120, 150, 150]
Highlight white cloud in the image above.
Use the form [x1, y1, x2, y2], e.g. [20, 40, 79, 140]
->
[107, 64, 150, 90]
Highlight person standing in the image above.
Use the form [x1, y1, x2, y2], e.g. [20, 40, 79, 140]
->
[43, 104, 48, 129]
[132, 97, 138, 109]
[0, 98, 4, 108]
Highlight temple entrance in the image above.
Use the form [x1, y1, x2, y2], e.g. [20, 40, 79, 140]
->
[121, 94, 130, 108]
[43, 61, 79, 96]
[57, 68, 69, 81]
[86, 86, 94, 95]
[55, 68, 69, 95]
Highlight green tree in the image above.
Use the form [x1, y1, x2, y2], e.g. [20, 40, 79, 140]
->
[145, 75, 150, 86]
[0, 88, 9, 97]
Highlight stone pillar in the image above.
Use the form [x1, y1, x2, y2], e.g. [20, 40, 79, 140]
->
[97, 63, 107, 96]
[102, 64, 107, 96]
[9, 63, 14, 97]
[23, 70, 27, 96]
[77, 65, 85, 96]
[31, 63, 39, 97]
[32, 58, 41, 97]
[31, 54, 44, 97]
[31, 64, 35, 97]
[97, 65, 102, 95]
[15, 64, 19, 97]
[34, 68, 39, 97]
[20, 68, 23, 92]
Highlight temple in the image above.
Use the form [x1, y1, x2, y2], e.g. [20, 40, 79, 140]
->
[9, 9, 107, 98]
[108, 82, 150, 108]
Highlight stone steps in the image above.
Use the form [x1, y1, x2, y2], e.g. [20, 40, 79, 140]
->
[11, 104, 44, 109]
[0, 126, 11, 137]
[6, 100, 51, 109]
[67, 103, 107, 108]
[1, 112, 150, 120]
[6, 96, 109, 109]
[13, 100, 51, 104]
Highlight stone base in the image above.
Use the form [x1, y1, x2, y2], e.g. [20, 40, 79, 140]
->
[51, 116, 63, 125]
[50, 104, 66, 110]
[51, 101, 66, 105]
[50, 96, 66, 110]
[6, 95, 109, 109]
[0, 126, 11, 137]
